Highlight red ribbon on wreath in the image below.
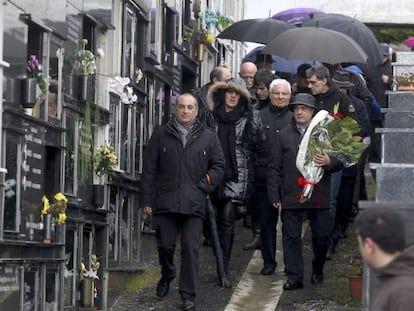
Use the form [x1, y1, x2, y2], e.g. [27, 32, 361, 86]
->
[297, 177, 316, 187]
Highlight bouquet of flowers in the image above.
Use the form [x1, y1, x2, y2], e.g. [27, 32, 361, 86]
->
[41, 192, 68, 224]
[67, 39, 96, 75]
[27, 55, 47, 95]
[296, 107, 368, 203]
[93, 144, 118, 184]
[80, 254, 100, 280]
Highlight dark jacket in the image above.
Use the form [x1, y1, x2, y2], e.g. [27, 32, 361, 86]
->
[370, 244, 414, 311]
[207, 81, 266, 202]
[267, 119, 343, 209]
[193, 83, 216, 128]
[254, 105, 292, 186]
[140, 119, 225, 219]
[314, 85, 359, 121]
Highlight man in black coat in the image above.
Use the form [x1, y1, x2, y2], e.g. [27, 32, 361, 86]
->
[140, 93, 225, 311]
[267, 93, 343, 290]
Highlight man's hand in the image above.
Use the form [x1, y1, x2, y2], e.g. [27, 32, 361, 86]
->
[143, 206, 152, 216]
[314, 152, 331, 167]
[273, 202, 281, 209]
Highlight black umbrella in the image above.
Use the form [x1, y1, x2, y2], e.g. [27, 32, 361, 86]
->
[262, 27, 368, 65]
[205, 195, 231, 288]
[302, 13, 383, 66]
[217, 18, 294, 44]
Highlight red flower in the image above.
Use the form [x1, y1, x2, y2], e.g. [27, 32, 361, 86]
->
[328, 112, 344, 119]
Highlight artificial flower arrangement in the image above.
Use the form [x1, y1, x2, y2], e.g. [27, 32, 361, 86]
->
[395, 72, 414, 87]
[134, 67, 144, 84]
[67, 39, 96, 75]
[296, 105, 368, 203]
[204, 10, 232, 29]
[64, 253, 74, 278]
[27, 55, 47, 95]
[80, 253, 100, 280]
[93, 144, 118, 184]
[41, 192, 68, 224]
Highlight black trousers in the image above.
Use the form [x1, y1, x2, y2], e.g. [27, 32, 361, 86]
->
[154, 213, 203, 299]
[281, 208, 332, 282]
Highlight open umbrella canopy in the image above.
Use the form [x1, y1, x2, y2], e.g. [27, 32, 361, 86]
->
[262, 27, 368, 65]
[217, 18, 294, 44]
[302, 13, 383, 66]
[404, 37, 414, 48]
[272, 7, 323, 26]
[242, 46, 318, 74]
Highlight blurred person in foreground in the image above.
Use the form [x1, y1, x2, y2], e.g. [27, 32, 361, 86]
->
[355, 208, 414, 311]
[267, 93, 343, 290]
[140, 93, 225, 310]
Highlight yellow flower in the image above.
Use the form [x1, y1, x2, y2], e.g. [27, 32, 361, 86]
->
[54, 192, 68, 203]
[42, 195, 50, 215]
[205, 33, 214, 44]
[56, 213, 67, 224]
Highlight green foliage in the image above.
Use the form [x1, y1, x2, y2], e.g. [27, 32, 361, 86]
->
[370, 26, 414, 45]
[307, 115, 368, 166]
[79, 101, 92, 184]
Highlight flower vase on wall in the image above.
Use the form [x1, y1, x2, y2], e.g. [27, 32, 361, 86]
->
[54, 224, 65, 244]
[43, 214, 53, 244]
[398, 85, 414, 91]
[65, 75, 80, 99]
[80, 278, 94, 307]
[91, 184, 105, 208]
[80, 75, 90, 102]
[21, 78, 37, 108]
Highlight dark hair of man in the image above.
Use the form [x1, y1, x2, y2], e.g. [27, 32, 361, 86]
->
[355, 208, 406, 254]
[253, 69, 276, 89]
[306, 65, 331, 87]
[210, 67, 223, 82]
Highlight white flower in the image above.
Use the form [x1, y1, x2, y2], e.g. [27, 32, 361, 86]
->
[96, 48, 105, 58]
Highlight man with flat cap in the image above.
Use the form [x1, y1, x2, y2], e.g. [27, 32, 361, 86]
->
[267, 93, 343, 290]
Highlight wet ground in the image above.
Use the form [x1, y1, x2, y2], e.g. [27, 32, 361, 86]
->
[109, 216, 363, 311]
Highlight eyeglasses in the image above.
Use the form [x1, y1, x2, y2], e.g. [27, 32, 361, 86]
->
[271, 92, 290, 96]
[224, 77, 234, 83]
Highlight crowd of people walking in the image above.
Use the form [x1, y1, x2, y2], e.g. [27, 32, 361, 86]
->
[139, 46, 395, 309]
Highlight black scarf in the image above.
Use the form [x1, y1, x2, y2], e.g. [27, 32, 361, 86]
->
[214, 104, 245, 181]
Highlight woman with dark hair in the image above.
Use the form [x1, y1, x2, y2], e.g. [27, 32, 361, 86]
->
[207, 80, 265, 287]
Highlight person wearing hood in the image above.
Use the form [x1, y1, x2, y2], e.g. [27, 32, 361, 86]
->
[207, 79, 265, 286]
[355, 208, 414, 311]
[140, 93, 225, 311]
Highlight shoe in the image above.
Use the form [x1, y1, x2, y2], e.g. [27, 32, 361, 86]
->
[310, 273, 324, 284]
[283, 279, 303, 290]
[243, 236, 261, 250]
[156, 278, 171, 298]
[181, 299, 195, 310]
[326, 245, 336, 260]
[218, 275, 232, 288]
[260, 265, 275, 275]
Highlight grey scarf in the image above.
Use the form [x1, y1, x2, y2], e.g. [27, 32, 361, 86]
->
[174, 118, 194, 147]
